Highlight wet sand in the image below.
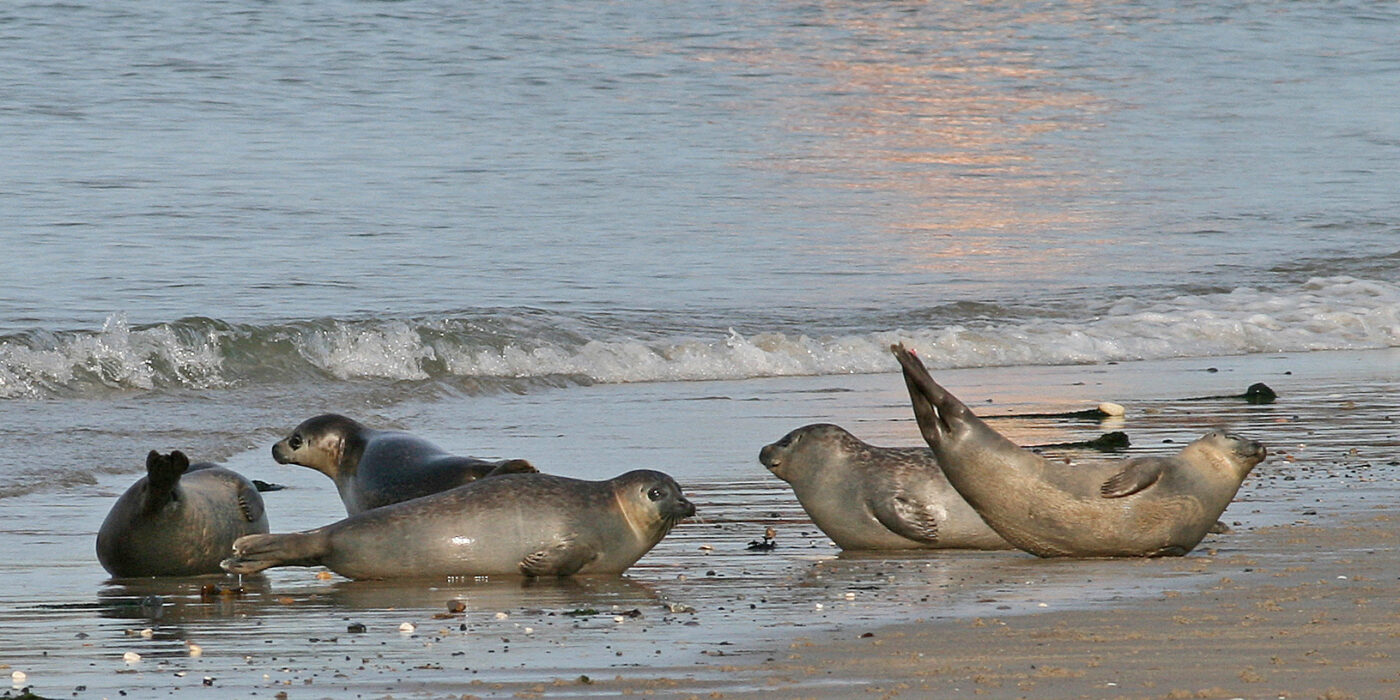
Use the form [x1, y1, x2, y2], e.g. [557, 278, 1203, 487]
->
[2, 349, 1396, 699]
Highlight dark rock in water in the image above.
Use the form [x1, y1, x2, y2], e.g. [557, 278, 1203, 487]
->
[1182, 382, 1277, 404]
[346, 622, 366, 633]
[1243, 382, 1277, 404]
[1029, 431, 1131, 453]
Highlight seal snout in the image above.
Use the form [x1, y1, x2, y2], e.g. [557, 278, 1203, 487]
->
[270, 441, 291, 464]
[758, 444, 781, 470]
[676, 496, 697, 518]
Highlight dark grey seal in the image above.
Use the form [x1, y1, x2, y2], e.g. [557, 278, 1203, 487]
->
[222, 471, 695, 579]
[96, 450, 270, 577]
[760, 424, 1009, 550]
[892, 344, 1267, 558]
[272, 413, 537, 514]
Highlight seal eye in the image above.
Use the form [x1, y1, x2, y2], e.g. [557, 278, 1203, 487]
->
[647, 487, 665, 502]
[288, 434, 303, 450]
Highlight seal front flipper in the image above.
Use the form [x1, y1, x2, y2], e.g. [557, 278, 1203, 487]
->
[487, 459, 537, 477]
[1099, 459, 1168, 498]
[518, 537, 598, 577]
[221, 531, 331, 574]
[235, 480, 266, 524]
[871, 495, 940, 544]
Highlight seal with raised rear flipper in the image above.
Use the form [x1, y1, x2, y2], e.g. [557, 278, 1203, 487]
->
[891, 344, 1267, 558]
[222, 470, 695, 579]
[97, 450, 270, 577]
[760, 424, 1009, 550]
[272, 413, 538, 515]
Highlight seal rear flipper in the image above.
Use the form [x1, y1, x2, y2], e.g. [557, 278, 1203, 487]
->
[1100, 458, 1167, 498]
[871, 495, 940, 544]
[142, 450, 191, 513]
[891, 344, 962, 444]
[488, 459, 538, 477]
[518, 538, 598, 577]
[221, 531, 330, 574]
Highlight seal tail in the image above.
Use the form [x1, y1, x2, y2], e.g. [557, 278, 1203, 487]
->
[220, 531, 331, 574]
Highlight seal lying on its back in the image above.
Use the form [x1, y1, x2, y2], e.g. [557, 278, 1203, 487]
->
[891, 344, 1266, 558]
[97, 451, 270, 577]
[760, 424, 1009, 550]
[222, 471, 695, 579]
[272, 413, 537, 514]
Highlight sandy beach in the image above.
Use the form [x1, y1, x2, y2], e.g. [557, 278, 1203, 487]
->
[2, 348, 1396, 700]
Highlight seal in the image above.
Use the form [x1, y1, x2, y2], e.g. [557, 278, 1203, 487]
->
[221, 470, 695, 579]
[759, 424, 1009, 550]
[891, 344, 1267, 558]
[96, 450, 270, 577]
[271, 413, 538, 514]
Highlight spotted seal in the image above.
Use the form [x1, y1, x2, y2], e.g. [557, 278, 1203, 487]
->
[222, 470, 695, 579]
[97, 450, 270, 577]
[760, 424, 1009, 550]
[272, 413, 537, 514]
[892, 344, 1266, 558]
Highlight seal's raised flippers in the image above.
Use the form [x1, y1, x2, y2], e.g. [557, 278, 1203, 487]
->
[221, 531, 331, 574]
[142, 450, 191, 514]
[892, 344, 970, 445]
[488, 459, 538, 477]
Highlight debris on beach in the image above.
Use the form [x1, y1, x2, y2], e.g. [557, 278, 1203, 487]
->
[122, 651, 141, 665]
[747, 527, 778, 551]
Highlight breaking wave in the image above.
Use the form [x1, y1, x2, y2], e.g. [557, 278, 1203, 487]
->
[1, 276, 1395, 400]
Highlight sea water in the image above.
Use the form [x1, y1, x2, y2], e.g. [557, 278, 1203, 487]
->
[0, 1, 1397, 694]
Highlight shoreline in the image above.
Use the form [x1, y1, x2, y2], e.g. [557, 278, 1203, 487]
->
[1, 348, 1395, 700]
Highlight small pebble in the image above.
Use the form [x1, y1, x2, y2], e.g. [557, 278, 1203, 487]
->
[814, 603, 824, 610]
[844, 592, 856, 600]
[1098, 402, 1125, 417]
[315, 571, 333, 580]
[139, 628, 154, 639]
[613, 616, 625, 623]
[11, 670, 27, 685]
[188, 643, 203, 658]
[494, 612, 509, 620]
[399, 622, 416, 634]
[122, 651, 141, 664]
[446, 600, 466, 614]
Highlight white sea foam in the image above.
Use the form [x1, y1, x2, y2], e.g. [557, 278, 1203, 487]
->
[0, 277, 1395, 398]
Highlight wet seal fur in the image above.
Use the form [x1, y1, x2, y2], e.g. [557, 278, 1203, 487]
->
[272, 413, 537, 514]
[97, 451, 270, 577]
[222, 471, 695, 579]
[892, 344, 1267, 558]
[760, 424, 1009, 550]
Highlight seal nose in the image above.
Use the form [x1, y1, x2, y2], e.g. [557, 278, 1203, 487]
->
[758, 444, 778, 469]
[271, 441, 289, 464]
[677, 497, 696, 518]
